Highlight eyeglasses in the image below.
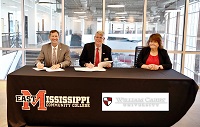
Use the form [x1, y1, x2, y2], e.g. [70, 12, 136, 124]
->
[95, 36, 104, 39]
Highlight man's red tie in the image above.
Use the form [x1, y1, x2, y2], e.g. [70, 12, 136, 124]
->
[95, 48, 99, 66]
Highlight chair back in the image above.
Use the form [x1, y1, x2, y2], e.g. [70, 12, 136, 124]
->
[134, 46, 144, 67]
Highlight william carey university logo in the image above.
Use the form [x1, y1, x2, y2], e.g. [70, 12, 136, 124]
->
[15, 90, 90, 111]
[103, 97, 112, 106]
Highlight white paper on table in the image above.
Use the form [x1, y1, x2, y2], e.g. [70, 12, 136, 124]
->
[98, 61, 113, 68]
[45, 68, 64, 72]
[33, 67, 64, 72]
[74, 67, 106, 72]
[33, 67, 47, 71]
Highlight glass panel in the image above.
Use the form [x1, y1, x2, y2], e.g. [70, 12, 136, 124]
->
[146, 0, 165, 44]
[168, 53, 182, 73]
[1, 0, 22, 48]
[0, 0, 200, 85]
[112, 52, 134, 68]
[184, 54, 200, 84]
[0, 50, 22, 80]
[106, 0, 144, 50]
[64, 0, 100, 48]
[186, 1, 200, 51]
[164, 0, 185, 51]
[25, 0, 62, 48]
[70, 50, 80, 66]
[25, 50, 40, 66]
[64, 0, 104, 67]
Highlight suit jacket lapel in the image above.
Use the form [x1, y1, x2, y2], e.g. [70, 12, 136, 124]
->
[47, 43, 52, 65]
[101, 44, 105, 61]
[91, 43, 95, 63]
[57, 43, 62, 63]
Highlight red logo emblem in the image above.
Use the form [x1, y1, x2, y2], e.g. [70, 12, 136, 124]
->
[103, 97, 112, 106]
[16, 90, 47, 111]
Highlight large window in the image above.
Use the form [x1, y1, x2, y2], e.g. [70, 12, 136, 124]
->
[25, 0, 62, 48]
[0, 0, 22, 80]
[184, 1, 200, 83]
[186, 1, 200, 51]
[1, 0, 22, 48]
[0, 0, 200, 85]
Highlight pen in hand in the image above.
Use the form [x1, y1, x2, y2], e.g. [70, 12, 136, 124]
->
[87, 62, 94, 68]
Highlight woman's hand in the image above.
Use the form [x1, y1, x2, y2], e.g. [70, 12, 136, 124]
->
[146, 64, 160, 70]
[148, 64, 164, 70]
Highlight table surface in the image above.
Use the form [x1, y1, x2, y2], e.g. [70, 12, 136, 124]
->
[9, 65, 194, 80]
[7, 66, 199, 127]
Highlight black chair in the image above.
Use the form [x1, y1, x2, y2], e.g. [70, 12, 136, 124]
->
[134, 46, 144, 67]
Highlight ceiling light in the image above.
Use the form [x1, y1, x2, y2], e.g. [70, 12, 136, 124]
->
[8, 6, 17, 8]
[73, 20, 81, 22]
[116, 16, 125, 19]
[74, 11, 86, 14]
[165, 9, 181, 12]
[115, 12, 127, 15]
[36, 0, 53, 4]
[107, 4, 125, 8]
[79, 16, 87, 18]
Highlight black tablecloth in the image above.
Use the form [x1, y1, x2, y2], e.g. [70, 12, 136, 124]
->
[7, 66, 199, 127]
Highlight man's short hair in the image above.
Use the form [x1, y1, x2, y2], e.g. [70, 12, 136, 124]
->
[49, 30, 59, 36]
[95, 30, 104, 36]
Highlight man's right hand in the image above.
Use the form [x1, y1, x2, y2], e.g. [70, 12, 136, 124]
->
[85, 63, 94, 68]
[37, 63, 44, 69]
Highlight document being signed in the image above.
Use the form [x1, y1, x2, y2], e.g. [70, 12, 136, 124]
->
[98, 61, 113, 68]
[74, 61, 113, 72]
[74, 61, 113, 71]
[74, 67, 106, 72]
[33, 67, 64, 72]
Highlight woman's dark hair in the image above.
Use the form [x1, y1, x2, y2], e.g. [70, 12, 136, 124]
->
[147, 33, 163, 49]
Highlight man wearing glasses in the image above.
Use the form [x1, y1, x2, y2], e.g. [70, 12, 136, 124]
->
[79, 30, 112, 68]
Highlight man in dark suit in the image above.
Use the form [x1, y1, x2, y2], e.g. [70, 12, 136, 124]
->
[36, 30, 71, 69]
[79, 30, 112, 68]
